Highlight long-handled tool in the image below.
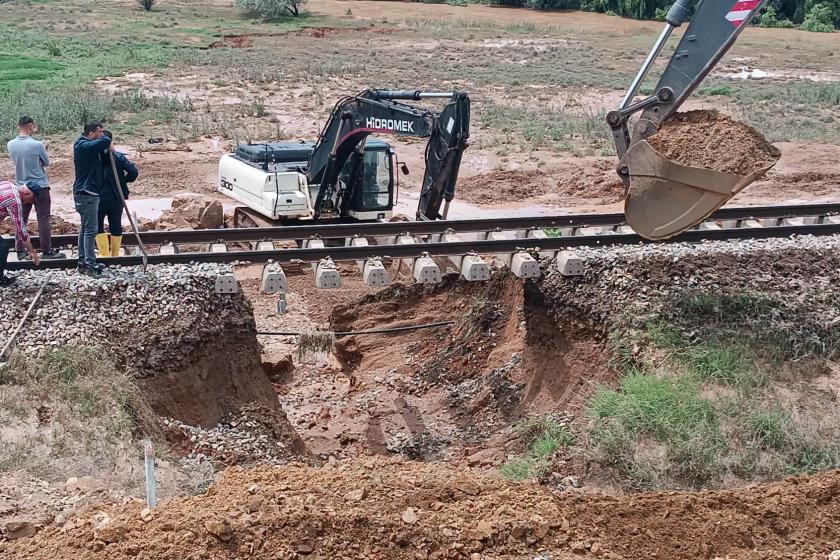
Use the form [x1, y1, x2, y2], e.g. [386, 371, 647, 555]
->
[108, 150, 148, 271]
[0, 274, 50, 366]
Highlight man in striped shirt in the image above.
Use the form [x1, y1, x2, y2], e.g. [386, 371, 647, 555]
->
[0, 180, 40, 286]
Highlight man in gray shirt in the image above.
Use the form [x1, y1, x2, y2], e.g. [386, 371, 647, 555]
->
[7, 116, 64, 259]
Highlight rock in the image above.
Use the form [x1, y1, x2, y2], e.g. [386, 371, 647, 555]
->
[466, 448, 501, 467]
[4, 521, 37, 539]
[296, 543, 314, 555]
[571, 541, 587, 554]
[95, 521, 127, 543]
[829, 551, 840, 560]
[140, 508, 153, 522]
[204, 517, 233, 541]
[452, 474, 481, 496]
[317, 406, 332, 422]
[401, 507, 418, 524]
[248, 484, 261, 494]
[344, 488, 367, 502]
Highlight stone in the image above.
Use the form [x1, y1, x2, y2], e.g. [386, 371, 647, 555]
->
[296, 543, 314, 555]
[344, 488, 367, 502]
[95, 520, 127, 543]
[401, 507, 418, 524]
[4, 521, 37, 539]
[204, 517, 232, 541]
[452, 474, 481, 496]
[466, 448, 501, 467]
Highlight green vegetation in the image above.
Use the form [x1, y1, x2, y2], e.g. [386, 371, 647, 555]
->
[588, 306, 840, 491]
[235, 0, 308, 19]
[420, 0, 838, 31]
[0, 347, 137, 478]
[0, 53, 63, 85]
[481, 103, 614, 155]
[501, 416, 576, 481]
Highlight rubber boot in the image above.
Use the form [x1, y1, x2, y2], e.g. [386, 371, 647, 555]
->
[95, 233, 110, 258]
[110, 235, 122, 257]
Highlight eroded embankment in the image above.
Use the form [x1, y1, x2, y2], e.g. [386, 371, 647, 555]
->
[0, 266, 288, 428]
[323, 274, 611, 463]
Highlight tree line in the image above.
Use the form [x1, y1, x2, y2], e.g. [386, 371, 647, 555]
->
[425, 0, 839, 32]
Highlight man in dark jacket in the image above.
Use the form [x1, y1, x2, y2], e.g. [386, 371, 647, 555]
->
[72, 121, 111, 275]
[97, 130, 138, 257]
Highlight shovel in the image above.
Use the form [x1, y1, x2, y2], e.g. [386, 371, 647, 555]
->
[108, 150, 148, 271]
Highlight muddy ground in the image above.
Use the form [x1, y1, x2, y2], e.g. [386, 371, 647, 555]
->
[2, 0, 840, 227]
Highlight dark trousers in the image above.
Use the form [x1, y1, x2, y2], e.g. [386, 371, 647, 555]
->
[97, 203, 123, 237]
[74, 193, 99, 268]
[15, 187, 52, 253]
[0, 237, 8, 277]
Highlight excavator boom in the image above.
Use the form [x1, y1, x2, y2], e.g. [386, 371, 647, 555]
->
[307, 89, 470, 220]
[608, 0, 772, 240]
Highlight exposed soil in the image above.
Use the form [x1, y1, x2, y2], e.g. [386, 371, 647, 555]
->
[7, 459, 840, 560]
[456, 158, 624, 206]
[647, 110, 782, 175]
[258, 273, 613, 462]
[0, 214, 77, 236]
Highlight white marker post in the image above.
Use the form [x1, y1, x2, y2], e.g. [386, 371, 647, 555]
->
[143, 439, 157, 508]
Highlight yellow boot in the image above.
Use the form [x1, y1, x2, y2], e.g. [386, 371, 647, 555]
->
[95, 233, 110, 258]
[110, 235, 122, 257]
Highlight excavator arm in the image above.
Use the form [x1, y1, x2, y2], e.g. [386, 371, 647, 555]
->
[608, 0, 771, 239]
[307, 89, 470, 220]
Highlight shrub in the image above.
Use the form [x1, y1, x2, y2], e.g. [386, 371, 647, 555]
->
[137, 0, 158, 11]
[801, 3, 836, 31]
[758, 5, 796, 26]
[235, 0, 307, 19]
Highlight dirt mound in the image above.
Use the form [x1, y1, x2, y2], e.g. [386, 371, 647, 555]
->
[7, 459, 840, 560]
[456, 159, 623, 205]
[0, 214, 77, 236]
[647, 110, 781, 175]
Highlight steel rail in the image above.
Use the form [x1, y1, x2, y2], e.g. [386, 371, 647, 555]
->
[16, 202, 840, 249]
[8, 222, 840, 271]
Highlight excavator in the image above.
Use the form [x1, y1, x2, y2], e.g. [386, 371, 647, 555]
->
[218, 89, 470, 225]
[609, 0, 773, 239]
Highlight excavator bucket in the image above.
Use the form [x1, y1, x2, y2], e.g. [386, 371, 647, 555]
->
[622, 141, 774, 240]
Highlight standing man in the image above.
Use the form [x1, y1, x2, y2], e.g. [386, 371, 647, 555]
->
[72, 121, 111, 276]
[97, 130, 138, 258]
[7, 116, 65, 260]
[0, 181, 40, 286]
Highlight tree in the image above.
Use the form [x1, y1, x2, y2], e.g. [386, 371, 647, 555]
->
[801, 3, 836, 30]
[136, 0, 158, 11]
[235, 0, 308, 19]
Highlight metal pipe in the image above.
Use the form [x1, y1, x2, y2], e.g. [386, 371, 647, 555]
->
[620, 23, 674, 110]
[416, 92, 457, 99]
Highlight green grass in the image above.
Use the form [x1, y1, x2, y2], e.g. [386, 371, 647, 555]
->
[0, 53, 63, 85]
[500, 415, 575, 481]
[590, 302, 840, 490]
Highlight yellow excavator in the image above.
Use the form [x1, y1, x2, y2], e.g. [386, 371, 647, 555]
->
[609, 0, 774, 240]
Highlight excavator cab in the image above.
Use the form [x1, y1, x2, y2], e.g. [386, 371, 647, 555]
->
[338, 139, 396, 219]
[609, 0, 772, 239]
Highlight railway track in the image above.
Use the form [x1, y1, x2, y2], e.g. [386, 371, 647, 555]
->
[6, 202, 840, 287]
